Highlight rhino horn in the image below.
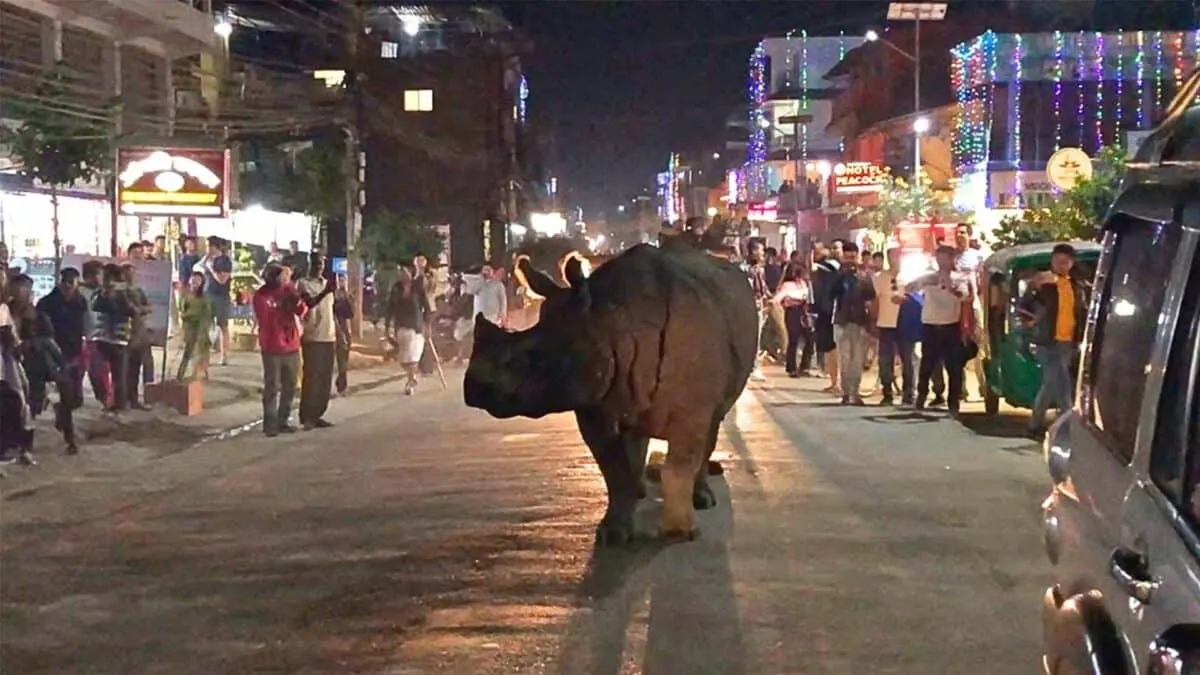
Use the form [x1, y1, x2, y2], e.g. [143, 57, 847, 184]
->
[515, 255, 564, 300]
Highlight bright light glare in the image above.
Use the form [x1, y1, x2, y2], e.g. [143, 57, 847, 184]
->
[214, 19, 233, 37]
[401, 16, 421, 36]
[706, 207, 718, 217]
[712, 152, 721, 160]
[816, 161, 833, 177]
[530, 212, 567, 236]
[865, 29, 880, 42]
[758, 117, 771, 129]
[913, 117, 931, 134]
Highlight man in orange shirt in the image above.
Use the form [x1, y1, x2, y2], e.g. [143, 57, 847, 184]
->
[1019, 244, 1089, 436]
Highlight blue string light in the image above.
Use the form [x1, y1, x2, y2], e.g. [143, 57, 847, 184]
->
[747, 41, 768, 195]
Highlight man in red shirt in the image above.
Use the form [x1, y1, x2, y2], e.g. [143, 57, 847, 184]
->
[253, 263, 307, 436]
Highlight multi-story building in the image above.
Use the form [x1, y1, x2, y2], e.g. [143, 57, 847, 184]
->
[360, 5, 538, 269]
[951, 29, 1200, 224]
[740, 33, 866, 204]
[0, 0, 222, 258]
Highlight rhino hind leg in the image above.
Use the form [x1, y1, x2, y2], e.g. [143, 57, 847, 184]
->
[577, 410, 644, 547]
[659, 415, 716, 541]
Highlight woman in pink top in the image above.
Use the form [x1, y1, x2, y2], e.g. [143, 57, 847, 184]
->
[772, 263, 815, 377]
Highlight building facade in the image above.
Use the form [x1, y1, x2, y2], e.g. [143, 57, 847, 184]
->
[952, 30, 1200, 217]
[360, 6, 538, 270]
[0, 0, 222, 257]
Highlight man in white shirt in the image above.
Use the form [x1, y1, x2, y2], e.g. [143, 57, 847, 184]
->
[907, 245, 971, 415]
[462, 264, 508, 327]
[953, 223, 986, 400]
[872, 248, 913, 405]
[297, 252, 337, 430]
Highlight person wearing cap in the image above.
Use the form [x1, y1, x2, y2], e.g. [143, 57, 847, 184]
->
[1019, 243, 1089, 436]
[253, 262, 308, 436]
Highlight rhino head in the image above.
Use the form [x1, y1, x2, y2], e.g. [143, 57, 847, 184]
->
[463, 255, 613, 419]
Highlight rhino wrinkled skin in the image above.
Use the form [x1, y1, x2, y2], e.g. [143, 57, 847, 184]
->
[463, 244, 758, 544]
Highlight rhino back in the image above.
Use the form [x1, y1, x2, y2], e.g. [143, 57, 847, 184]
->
[584, 245, 757, 419]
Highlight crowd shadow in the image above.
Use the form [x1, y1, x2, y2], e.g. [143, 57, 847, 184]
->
[556, 477, 748, 675]
[954, 410, 1035, 440]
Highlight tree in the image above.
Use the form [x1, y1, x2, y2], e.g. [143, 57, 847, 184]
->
[991, 145, 1127, 249]
[0, 63, 112, 271]
[853, 172, 971, 238]
[358, 210, 444, 268]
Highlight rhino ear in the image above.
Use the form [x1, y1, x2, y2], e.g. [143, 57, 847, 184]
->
[561, 252, 589, 290]
[515, 255, 564, 300]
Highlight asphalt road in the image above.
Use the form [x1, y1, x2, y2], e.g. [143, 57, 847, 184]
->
[0, 370, 1050, 674]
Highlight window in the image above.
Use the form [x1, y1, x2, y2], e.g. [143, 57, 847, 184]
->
[380, 41, 398, 59]
[1152, 250, 1200, 507]
[1083, 218, 1183, 462]
[403, 89, 433, 112]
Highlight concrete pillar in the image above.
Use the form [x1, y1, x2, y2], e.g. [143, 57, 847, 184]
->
[163, 55, 175, 136]
[42, 18, 63, 65]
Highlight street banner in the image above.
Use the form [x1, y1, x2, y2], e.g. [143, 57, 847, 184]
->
[63, 254, 174, 347]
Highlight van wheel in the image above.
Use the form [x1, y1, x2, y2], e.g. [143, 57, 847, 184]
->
[984, 389, 1000, 415]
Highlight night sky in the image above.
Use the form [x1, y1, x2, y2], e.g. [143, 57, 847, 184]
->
[505, 0, 1197, 219]
[509, 1, 890, 218]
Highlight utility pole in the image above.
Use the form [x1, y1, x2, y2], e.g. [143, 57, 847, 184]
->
[343, 0, 365, 340]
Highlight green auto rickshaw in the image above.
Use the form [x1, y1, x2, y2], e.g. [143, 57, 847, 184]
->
[979, 241, 1101, 415]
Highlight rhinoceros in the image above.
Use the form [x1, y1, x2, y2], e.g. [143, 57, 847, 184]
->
[463, 244, 758, 544]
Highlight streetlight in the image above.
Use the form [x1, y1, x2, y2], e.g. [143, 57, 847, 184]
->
[867, 2, 947, 177]
[712, 152, 721, 160]
[214, 17, 233, 37]
[913, 117, 931, 134]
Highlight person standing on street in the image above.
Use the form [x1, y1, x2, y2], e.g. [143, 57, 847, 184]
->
[908, 245, 972, 415]
[78, 260, 110, 408]
[872, 248, 914, 405]
[177, 271, 214, 381]
[811, 242, 841, 394]
[462, 264, 508, 328]
[36, 267, 88, 412]
[93, 264, 137, 414]
[829, 243, 876, 405]
[1019, 243, 1088, 436]
[333, 274, 353, 397]
[954, 223, 986, 400]
[203, 237, 233, 366]
[253, 263, 307, 437]
[297, 252, 337, 430]
[744, 240, 769, 382]
[123, 262, 154, 403]
[771, 262, 814, 377]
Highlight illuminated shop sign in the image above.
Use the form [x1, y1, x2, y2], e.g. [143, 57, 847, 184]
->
[116, 147, 229, 217]
[831, 162, 888, 195]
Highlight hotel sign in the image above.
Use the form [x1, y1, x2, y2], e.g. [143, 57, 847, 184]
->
[115, 147, 229, 217]
[831, 162, 888, 195]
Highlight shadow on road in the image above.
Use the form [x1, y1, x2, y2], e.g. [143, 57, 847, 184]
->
[955, 411, 1034, 440]
[555, 478, 748, 674]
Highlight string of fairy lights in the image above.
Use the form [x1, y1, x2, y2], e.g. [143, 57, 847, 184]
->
[715, 26, 1199, 213]
[950, 29, 1200, 177]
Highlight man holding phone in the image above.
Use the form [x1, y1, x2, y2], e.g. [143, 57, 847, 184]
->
[907, 245, 972, 415]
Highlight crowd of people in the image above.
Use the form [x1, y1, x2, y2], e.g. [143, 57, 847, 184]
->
[741, 224, 1086, 432]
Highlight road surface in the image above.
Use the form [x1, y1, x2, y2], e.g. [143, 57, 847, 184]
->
[0, 372, 1050, 674]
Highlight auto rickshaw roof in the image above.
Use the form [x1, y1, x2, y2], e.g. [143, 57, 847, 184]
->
[983, 241, 1102, 273]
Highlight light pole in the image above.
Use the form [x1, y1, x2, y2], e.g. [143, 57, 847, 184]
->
[866, 2, 947, 178]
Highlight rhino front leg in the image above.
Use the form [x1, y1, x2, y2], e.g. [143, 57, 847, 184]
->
[659, 419, 710, 541]
[577, 410, 643, 546]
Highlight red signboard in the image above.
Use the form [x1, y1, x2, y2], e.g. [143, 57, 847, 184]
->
[115, 147, 230, 218]
[831, 162, 888, 195]
[894, 221, 959, 252]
